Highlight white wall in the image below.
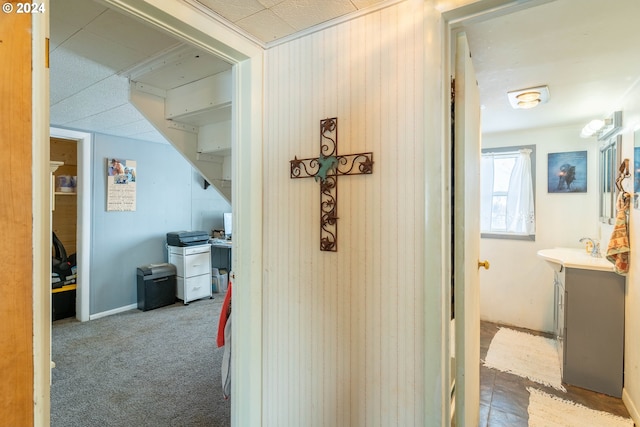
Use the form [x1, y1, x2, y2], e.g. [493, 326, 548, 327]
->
[262, 2, 427, 425]
[480, 125, 600, 332]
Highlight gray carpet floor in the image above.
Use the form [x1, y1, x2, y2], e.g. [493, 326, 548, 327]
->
[51, 296, 230, 427]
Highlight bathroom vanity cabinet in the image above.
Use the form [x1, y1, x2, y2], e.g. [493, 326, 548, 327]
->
[553, 266, 625, 397]
[553, 270, 565, 369]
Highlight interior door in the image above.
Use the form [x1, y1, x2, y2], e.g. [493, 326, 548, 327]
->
[453, 31, 481, 427]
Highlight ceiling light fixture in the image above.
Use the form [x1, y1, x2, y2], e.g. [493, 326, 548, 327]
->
[507, 85, 550, 109]
[518, 99, 541, 109]
[515, 92, 540, 102]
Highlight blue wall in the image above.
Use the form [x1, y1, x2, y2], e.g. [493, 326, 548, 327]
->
[90, 134, 230, 315]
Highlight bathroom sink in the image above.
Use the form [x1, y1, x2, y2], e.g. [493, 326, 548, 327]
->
[537, 247, 614, 272]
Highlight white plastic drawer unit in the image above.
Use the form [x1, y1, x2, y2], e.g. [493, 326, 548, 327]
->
[186, 275, 211, 299]
[167, 243, 212, 304]
[176, 275, 211, 302]
[168, 245, 210, 277]
[183, 245, 211, 256]
[182, 251, 210, 277]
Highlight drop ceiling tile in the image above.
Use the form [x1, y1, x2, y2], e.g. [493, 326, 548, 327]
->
[49, 23, 73, 51]
[351, 0, 386, 9]
[50, 0, 106, 24]
[50, 98, 88, 127]
[50, 75, 130, 125]
[105, 119, 161, 136]
[257, 0, 283, 7]
[78, 75, 131, 108]
[50, 0, 106, 41]
[129, 130, 170, 145]
[196, 0, 266, 23]
[271, 0, 356, 31]
[72, 117, 167, 144]
[50, 47, 115, 104]
[64, 104, 145, 132]
[85, 10, 180, 57]
[235, 9, 297, 42]
[63, 29, 156, 73]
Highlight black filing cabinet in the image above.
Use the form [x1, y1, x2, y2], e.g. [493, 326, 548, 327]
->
[136, 263, 177, 311]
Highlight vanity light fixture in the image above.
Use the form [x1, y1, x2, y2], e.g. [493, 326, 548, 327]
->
[580, 119, 606, 138]
[507, 85, 550, 109]
[597, 110, 622, 141]
[580, 111, 622, 140]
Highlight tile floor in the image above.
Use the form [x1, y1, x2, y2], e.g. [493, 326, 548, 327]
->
[479, 321, 631, 426]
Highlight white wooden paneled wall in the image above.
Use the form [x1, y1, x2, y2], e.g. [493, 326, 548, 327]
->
[264, 2, 426, 425]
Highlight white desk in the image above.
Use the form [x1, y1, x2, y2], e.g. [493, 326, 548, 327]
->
[210, 238, 232, 249]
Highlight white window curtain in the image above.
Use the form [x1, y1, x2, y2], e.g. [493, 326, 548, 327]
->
[506, 148, 535, 234]
[480, 148, 535, 235]
[480, 155, 494, 232]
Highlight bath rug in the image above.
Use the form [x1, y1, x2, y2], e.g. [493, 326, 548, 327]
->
[527, 387, 633, 427]
[483, 327, 565, 391]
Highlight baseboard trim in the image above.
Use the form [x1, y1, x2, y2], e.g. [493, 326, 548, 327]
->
[622, 388, 639, 426]
[90, 303, 137, 320]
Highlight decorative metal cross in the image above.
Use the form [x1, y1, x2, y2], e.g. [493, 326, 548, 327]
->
[290, 117, 374, 251]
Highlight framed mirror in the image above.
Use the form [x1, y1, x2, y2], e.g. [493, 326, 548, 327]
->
[600, 135, 621, 223]
[635, 129, 640, 209]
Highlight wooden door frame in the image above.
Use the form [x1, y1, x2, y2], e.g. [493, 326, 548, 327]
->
[49, 128, 92, 322]
[34, 1, 265, 425]
[433, 1, 552, 425]
[89, 2, 265, 425]
[33, 5, 51, 426]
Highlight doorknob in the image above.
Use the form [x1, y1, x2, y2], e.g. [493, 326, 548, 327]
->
[478, 260, 490, 270]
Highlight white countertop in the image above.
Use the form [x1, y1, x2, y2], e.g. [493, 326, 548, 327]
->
[537, 247, 615, 272]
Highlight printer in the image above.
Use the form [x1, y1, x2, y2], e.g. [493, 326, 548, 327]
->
[166, 230, 210, 247]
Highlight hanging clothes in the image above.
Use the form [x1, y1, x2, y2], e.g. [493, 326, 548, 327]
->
[217, 280, 232, 399]
[220, 312, 232, 399]
[606, 193, 630, 275]
[217, 281, 232, 347]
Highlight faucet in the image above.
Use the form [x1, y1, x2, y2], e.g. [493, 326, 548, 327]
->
[579, 237, 601, 258]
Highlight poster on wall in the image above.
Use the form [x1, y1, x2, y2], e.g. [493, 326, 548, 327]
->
[547, 151, 587, 193]
[106, 158, 137, 211]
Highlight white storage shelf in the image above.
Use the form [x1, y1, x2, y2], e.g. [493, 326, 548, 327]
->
[167, 244, 212, 304]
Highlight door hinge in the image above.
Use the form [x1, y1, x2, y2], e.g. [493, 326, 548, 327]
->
[451, 78, 455, 104]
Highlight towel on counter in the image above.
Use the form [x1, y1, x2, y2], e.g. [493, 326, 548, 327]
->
[606, 192, 630, 275]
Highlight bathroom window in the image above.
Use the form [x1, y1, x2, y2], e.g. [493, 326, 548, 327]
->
[481, 145, 536, 240]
